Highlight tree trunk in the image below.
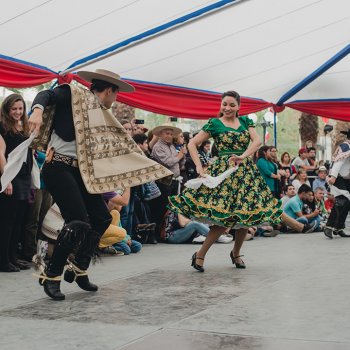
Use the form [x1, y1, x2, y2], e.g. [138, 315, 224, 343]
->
[299, 113, 319, 147]
[111, 102, 135, 122]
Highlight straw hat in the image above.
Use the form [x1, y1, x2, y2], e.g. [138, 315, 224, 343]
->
[152, 123, 182, 137]
[316, 165, 328, 174]
[77, 69, 135, 92]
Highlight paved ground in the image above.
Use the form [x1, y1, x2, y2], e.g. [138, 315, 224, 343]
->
[1, 231, 350, 350]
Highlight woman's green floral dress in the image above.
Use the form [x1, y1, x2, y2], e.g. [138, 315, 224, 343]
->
[168, 116, 283, 228]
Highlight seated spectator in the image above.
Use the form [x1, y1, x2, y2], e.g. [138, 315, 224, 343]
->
[312, 165, 328, 191]
[113, 233, 142, 255]
[314, 187, 328, 223]
[163, 211, 210, 244]
[283, 184, 318, 232]
[325, 193, 335, 213]
[292, 169, 311, 192]
[99, 210, 127, 255]
[281, 184, 296, 208]
[302, 190, 321, 231]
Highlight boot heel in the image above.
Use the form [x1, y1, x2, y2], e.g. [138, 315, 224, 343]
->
[64, 270, 75, 283]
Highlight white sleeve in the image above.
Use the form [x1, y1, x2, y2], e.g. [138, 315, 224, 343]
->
[329, 159, 345, 178]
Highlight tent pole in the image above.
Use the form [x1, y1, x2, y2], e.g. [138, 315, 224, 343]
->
[273, 111, 277, 148]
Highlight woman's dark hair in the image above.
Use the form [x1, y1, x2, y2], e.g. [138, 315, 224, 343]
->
[133, 133, 147, 145]
[211, 143, 218, 157]
[217, 90, 241, 118]
[199, 140, 211, 153]
[0, 93, 29, 136]
[182, 131, 192, 145]
[90, 79, 118, 93]
[257, 145, 269, 159]
[281, 152, 290, 163]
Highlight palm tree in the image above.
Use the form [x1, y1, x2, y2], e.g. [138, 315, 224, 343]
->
[299, 112, 319, 147]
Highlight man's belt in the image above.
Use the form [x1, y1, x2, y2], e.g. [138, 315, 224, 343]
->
[51, 152, 78, 167]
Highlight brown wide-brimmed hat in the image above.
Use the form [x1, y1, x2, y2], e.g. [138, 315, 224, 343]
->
[152, 123, 182, 137]
[77, 69, 135, 92]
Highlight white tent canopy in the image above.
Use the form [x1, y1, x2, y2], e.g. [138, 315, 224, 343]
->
[1, 0, 350, 104]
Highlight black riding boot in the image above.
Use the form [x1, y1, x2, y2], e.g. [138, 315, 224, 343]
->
[39, 270, 65, 301]
[64, 261, 98, 291]
[39, 221, 91, 300]
[64, 228, 101, 291]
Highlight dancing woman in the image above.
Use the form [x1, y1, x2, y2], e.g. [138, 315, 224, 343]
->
[169, 91, 314, 272]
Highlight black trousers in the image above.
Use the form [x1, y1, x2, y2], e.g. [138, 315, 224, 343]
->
[42, 161, 111, 274]
[0, 195, 27, 268]
[148, 180, 179, 238]
[326, 177, 350, 230]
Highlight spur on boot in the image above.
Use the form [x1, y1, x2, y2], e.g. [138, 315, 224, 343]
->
[230, 252, 246, 269]
[64, 262, 98, 292]
[38, 272, 65, 301]
[191, 252, 205, 272]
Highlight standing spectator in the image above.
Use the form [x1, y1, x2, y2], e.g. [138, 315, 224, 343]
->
[306, 147, 318, 186]
[292, 147, 316, 173]
[150, 123, 184, 239]
[279, 152, 297, 181]
[312, 165, 328, 191]
[292, 169, 311, 192]
[256, 145, 280, 198]
[0, 94, 33, 272]
[120, 119, 133, 136]
[21, 151, 53, 262]
[198, 140, 211, 168]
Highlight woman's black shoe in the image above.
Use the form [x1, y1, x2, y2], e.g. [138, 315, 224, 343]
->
[64, 263, 98, 292]
[12, 260, 31, 270]
[38, 272, 65, 301]
[191, 252, 205, 272]
[0, 263, 20, 272]
[230, 252, 246, 269]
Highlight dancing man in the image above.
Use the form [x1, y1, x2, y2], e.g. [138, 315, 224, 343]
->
[324, 129, 350, 239]
[29, 69, 172, 300]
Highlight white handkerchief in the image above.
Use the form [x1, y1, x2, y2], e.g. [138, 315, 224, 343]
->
[184, 166, 238, 190]
[0, 133, 36, 192]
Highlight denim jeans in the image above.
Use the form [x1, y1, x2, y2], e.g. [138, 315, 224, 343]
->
[309, 215, 321, 231]
[167, 222, 210, 244]
[114, 240, 142, 255]
[296, 216, 308, 225]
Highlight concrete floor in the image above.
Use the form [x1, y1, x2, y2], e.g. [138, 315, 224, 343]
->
[1, 231, 350, 350]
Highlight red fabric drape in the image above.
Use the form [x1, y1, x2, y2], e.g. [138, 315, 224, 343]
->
[75, 77, 271, 119]
[285, 100, 350, 122]
[0, 58, 56, 88]
[116, 80, 271, 119]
